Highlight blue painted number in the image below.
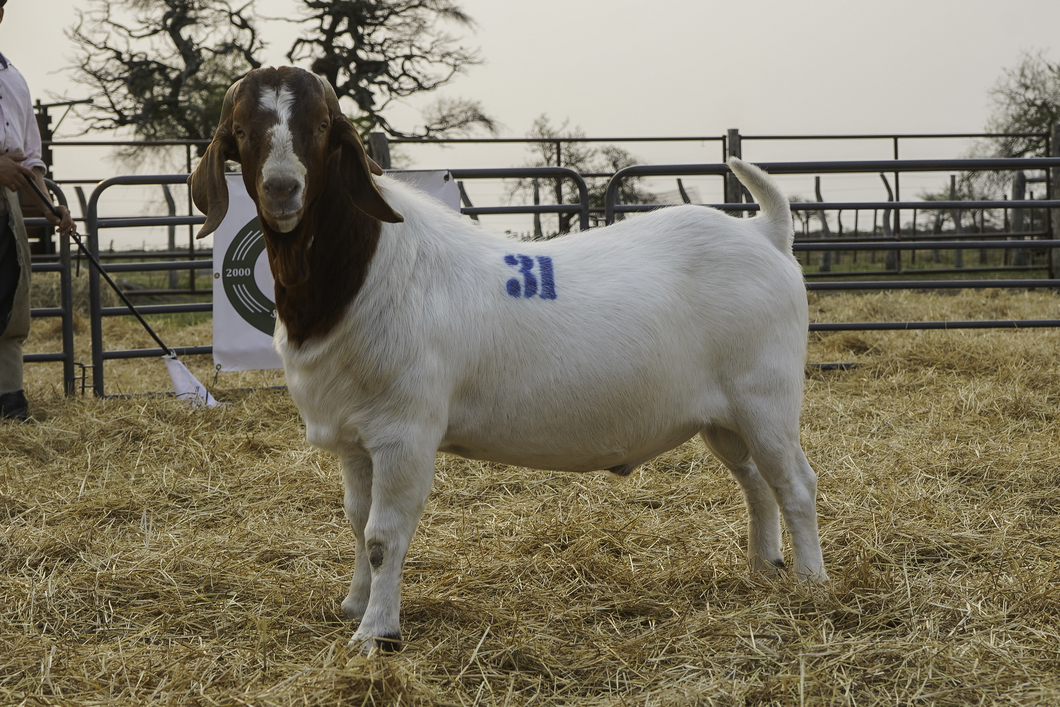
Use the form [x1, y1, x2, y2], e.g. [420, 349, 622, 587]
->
[505, 254, 557, 300]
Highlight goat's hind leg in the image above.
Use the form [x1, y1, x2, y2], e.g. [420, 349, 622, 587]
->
[701, 426, 785, 574]
[340, 452, 374, 620]
[739, 421, 828, 583]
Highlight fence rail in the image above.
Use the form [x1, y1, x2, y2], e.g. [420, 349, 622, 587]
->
[21, 147, 1060, 397]
[604, 158, 1060, 222]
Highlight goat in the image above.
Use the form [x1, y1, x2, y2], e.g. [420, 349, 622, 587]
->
[190, 66, 829, 654]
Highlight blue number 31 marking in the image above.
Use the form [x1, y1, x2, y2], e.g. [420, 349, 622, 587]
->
[505, 254, 557, 300]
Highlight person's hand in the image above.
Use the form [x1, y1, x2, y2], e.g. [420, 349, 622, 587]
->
[0, 154, 32, 191]
[46, 204, 75, 236]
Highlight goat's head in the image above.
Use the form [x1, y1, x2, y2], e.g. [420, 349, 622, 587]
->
[189, 66, 403, 239]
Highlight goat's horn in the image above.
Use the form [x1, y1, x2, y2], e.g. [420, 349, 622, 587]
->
[316, 74, 341, 114]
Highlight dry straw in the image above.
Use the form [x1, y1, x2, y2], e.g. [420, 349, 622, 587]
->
[2, 289, 1059, 705]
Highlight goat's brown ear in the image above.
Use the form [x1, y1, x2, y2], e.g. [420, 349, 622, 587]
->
[188, 129, 235, 239]
[188, 77, 244, 239]
[333, 116, 403, 223]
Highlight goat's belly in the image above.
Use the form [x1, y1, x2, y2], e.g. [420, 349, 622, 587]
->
[436, 359, 731, 471]
[439, 394, 707, 472]
[439, 425, 700, 472]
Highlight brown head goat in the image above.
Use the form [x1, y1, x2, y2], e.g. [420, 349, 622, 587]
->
[190, 66, 828, 655]
[190, 66, 402, 345]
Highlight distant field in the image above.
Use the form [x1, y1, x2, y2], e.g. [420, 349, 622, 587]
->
[3, 290, 1060, 705]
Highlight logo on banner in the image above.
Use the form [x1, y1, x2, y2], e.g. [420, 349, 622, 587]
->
[221, 219, 275, 336]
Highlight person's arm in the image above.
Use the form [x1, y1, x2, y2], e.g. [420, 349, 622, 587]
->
[1, 70, 76, 236]
[0, 154, 75, 236]
[29, 165, 74, 236]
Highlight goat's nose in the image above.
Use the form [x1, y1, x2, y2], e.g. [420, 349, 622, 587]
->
[264, 176, 301, 204]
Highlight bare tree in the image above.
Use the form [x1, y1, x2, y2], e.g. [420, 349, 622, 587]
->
[911, 51, 1057, 244]
[510, 115, 655, 237]
[987, 50, 1060, 158]
[918, 141, 1011, 235]
[813, 176, 832, 272]
[67, 0, 496, 153]
[67, 0, 263, 155]
[286, 0, 497, 138]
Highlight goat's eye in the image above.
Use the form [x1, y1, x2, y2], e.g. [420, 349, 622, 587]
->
[319, 121, 329, 132]
[234, 126, 246, 139]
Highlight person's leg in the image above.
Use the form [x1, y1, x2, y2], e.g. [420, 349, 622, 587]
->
[0, 208, 31, 420]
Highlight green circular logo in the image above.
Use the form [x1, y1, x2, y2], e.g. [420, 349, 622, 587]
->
[221, 218, 275, 335]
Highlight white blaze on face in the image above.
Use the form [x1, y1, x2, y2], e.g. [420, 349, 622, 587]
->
[259, 84, 307, 231]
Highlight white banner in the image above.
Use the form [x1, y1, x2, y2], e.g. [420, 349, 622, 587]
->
[212, 170, 461, 371]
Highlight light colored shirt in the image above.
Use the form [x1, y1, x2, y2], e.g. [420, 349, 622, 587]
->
[0, 52, 45, 174]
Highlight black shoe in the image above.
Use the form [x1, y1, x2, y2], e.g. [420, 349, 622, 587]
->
[0, 390, 28, 421]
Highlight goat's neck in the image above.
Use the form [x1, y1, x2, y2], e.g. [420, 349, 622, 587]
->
[263, 188, 381, 348]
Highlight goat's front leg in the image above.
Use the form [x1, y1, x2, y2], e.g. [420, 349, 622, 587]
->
[348, 442, 435, 654]
[340, 452, 373, 620]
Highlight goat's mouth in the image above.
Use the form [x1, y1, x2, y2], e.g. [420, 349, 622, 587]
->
[259, 175, 306, 233]
[262, 207, 303, 233]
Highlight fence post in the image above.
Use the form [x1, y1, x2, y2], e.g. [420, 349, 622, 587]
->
[162, 184, 179, 290]
[677, 178, 692, 204]
[59, 228, 75, 394]
[1052, 123, 1060, 279]
[46, 179, 76, 395]
[553, 140, 570, 233]
[86, 187, 105, 397]
[367, 132, 391, 170]
[532, 178, 543, 240]
[457, 181, 478, 221]
[726, 128, 742, 214]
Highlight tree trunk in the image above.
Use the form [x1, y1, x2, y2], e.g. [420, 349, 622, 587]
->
[1011, 170, 1027, 267]
[533, 179, 543, 240]
[815, 177, 831, 272]
[880, 174, 898, 271]
[949, 175, 963, 269]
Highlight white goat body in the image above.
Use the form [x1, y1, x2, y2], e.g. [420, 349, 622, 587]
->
[189, 67, 828, 654]
[282, 168, 827, 650]
[284, 175, 804, 475]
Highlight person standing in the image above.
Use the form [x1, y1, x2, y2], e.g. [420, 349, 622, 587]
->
[0, 0, 75, 421]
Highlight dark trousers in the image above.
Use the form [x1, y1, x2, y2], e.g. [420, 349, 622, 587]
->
[0, 219, 18, 335]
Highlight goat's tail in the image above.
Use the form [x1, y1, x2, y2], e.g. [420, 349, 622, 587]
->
[727, 157, 793, 253]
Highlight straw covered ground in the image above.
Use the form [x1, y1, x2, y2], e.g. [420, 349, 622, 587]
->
[3, 288, 1060, 705]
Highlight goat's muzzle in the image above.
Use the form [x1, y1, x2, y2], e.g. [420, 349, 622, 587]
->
[261, 175, 305, 232]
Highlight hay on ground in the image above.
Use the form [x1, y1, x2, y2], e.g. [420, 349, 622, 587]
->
[2, 289, 1059, 705]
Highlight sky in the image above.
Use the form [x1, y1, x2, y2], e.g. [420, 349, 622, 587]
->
[3, 0, 1059, 241]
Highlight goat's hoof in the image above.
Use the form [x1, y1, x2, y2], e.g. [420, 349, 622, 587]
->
[349, 632, 403, 655]
[802, 570, 830, 585]
[750, 557, 786, 579]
